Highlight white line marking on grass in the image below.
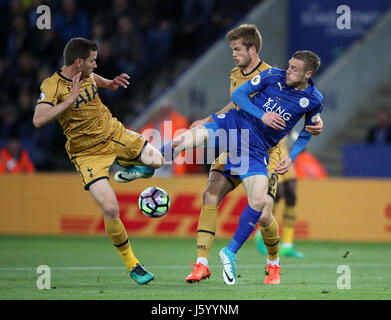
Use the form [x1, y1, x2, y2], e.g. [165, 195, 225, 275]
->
[0, 263, 390, 272]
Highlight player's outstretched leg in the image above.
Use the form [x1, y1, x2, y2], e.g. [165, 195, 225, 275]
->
[114, 161, 155, 182]
[114, 143, 163, 183]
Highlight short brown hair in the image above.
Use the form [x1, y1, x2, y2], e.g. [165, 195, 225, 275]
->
[63, 37, 97, 66]
[292, 50, 321, 73]
[226, 24, 262, 53]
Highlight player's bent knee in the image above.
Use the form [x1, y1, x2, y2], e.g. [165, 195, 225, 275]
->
[102, 202, 120, 220]
[202, 188, 221, 207]
[248, 196, 267, 212]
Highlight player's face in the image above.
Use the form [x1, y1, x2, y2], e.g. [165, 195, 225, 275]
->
[286, 58, 311, 88]
[229, 39, 252, 68]
[78, 50, 97, 77]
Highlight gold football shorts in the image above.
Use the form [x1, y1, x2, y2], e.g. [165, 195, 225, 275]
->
[71, 120, 147, 190]
[209, 144, 281, 199]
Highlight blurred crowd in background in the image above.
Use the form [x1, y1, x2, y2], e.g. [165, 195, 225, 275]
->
[0, 0, 259, 172]
[1, 0, 390, 175]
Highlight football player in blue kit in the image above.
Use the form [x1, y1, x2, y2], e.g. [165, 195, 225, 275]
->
[165, 50, 324, 285]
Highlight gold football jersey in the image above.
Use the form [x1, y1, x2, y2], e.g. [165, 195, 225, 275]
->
[229, 60, 272, 96]
[37, 69, 115, 156]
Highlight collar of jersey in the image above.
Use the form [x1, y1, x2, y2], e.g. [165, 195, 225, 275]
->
[241, 60, 264, 77]
[57, 69, 72, 82]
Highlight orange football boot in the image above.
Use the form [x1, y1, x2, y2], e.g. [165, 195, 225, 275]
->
[264, 264, 280, 284]
[186, 262, 211, 283]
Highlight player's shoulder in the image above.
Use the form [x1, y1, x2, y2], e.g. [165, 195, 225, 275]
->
[230, 66, 241, 76]
[311, 86, 324, 105]
[308, 79, 324, 105]
[258, 61, 272, 72]
[259, 67, 285, 83]
[40, 71, 62, 87]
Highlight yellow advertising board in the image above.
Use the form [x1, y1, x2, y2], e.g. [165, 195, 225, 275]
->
[0, 174, 390, 242]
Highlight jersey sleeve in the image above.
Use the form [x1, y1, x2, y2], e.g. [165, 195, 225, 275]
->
[37, 78, 60, 106]
[304, 103, 323, 126]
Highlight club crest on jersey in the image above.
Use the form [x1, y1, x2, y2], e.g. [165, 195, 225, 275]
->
[38, 92, 45, 101]
[218, 114, 226, 119]
[251, 75, 261, 85]
[299, 98, 309, 108]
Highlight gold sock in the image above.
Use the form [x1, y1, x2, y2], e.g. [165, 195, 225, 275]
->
[282, 205, 296, 244]
[260, 216, 280, 261]
[104, 218, 139, 271]
[196, 205, 218, 260]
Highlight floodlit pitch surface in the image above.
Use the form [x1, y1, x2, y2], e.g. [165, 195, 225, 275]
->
[0, 235, 390, 300]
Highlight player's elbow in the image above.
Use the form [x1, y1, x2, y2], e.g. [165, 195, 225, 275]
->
[32, 114, 44, 128]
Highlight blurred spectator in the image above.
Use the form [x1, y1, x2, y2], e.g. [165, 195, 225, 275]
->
[107, 0, 136, 34]
[5, 51, 38, 100]
[0, 0, 259, 171]
[96, 39, 122, 108]
[0, 132, 35, 174]
[5, 14, 35, 62]
[143, 19, 174, 69]
[54, 0, 89, 46]
[91, 18, 107, 45]
[174, 0, 215, 57]
[0, 105, 19, 139]
[14, 88, 36, 139]
[34, 29, 62, 69]
[366, 108, 391, 144]
[111, 15, 143, 78]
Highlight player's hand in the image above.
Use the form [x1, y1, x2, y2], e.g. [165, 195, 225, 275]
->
[305, 117, 323, 135]
[69, 72, 82, 103]
[109, 73, 130, 90]
[190, 116, 212, 129]
[261, 112, 286, 130]
[275, 156, 293, 175]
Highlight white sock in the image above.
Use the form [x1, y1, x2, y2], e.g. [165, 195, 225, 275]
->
[196, 257, 208, 266]
[267, 258, 280, 266]
[281, 242, 293, 249]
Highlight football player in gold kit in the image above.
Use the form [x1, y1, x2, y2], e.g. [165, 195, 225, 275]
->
[184, 25, 323, 284]
[33, 38, 164, 285]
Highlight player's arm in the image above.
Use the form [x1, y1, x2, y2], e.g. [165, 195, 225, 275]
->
[33, 72, 82, 128]
[275, 129, 311, 174]
[231, 73, 286, 130]
[305, 115, 323, 135]
[189, 101, 235, 129]
[275, 109, 323, 174]
[93, 73, 130, 90]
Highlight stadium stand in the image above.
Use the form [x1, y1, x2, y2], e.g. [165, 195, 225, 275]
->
[0, 0, 260, 171]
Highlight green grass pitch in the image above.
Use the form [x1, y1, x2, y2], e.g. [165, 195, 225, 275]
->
[0, 235, 390, 300]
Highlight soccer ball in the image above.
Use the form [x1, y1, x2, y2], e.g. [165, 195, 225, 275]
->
[138, 187, 170, 218]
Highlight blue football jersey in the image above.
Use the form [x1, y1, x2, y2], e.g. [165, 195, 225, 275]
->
[230, 67, 324, 151]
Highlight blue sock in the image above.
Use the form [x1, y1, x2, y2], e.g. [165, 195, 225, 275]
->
[227, 205, 262, 254]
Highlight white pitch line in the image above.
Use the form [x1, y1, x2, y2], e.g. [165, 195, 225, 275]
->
[0, 263, 390, 272]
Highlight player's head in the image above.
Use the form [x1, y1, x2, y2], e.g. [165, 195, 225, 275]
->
[286, 50, 320, 88]
[63, 37, 98, 77]
[226, 24, 262, 68]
